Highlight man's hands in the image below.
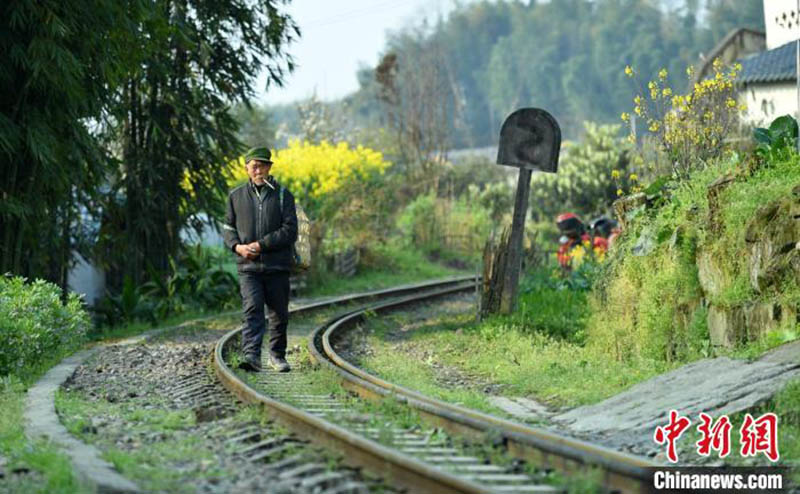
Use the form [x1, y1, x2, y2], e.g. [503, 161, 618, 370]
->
[235, 241, 262, 260]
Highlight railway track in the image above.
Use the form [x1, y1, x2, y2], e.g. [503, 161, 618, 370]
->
[213, 276, 658, 493]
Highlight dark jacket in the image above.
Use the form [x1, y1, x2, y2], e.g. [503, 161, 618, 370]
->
[223, 177, 298, 273]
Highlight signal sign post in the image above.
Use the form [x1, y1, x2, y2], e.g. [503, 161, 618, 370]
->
[495, 109, 561, 313]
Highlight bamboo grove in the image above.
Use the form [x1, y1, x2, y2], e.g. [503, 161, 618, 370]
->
[1, 0, 299, 290]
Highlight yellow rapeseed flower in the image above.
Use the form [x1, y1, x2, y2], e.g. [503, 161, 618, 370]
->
[629, 173, 638, 182]
[634, 95, 643, 104]
[625, 65, 634, 77]
[570, 244, 586, 266]
[658, 68, 668, 80]
[726, 98, 736, 108]
[649, 121, 660, 132]
[648, 81, 657, 90]
[662, 87, 672, 97]
[634, 106, 643, 116]
[617, 188, 623, 197]
[611, 169, 620, 179]
[269, 139, 392, 201]
[686, 65, 694, 77]
[621, 112, 630, 122]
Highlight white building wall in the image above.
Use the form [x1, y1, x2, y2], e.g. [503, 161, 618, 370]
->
[67, 251, 106, 306]
[741, 82, 799, 126]
[764, 0, 800, 49]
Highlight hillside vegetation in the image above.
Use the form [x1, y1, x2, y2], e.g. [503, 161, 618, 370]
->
[266, 0, 763, 146]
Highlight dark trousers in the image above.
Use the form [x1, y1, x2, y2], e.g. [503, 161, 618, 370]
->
[238, 271, 290, 360]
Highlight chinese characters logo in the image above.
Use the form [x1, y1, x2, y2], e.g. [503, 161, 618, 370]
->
[653, 410, 779, 463]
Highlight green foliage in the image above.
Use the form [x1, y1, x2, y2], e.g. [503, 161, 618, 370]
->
[528, 122, 632, 222]
[0, 276, 89, 377]
[95, 246, 237, 327]
[1, 0, 298, 308]
[589, 194, 706, 362]
[231, 103, 277, 148]
[623, 60, 745, 182]
[95, 275, 155, 325]
[397, 193, 437, 249]
[754, 115, 798, 163]
[140, 247, 238, 320]
[512, 266, 593, 343]
[591, 151, 800, 363]
[438, 156, 515, 217]
[397, 192, 491, 259]
[97, 0, 298, 290]
[334, 0, 763, 146]
[307, 239, 464, 297]
[1, 377, 87, 493]
[0, 0, 132, 283]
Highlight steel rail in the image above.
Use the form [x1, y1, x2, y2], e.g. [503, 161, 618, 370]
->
[314, 284, 659, 494]
[213, 277, 498, 494]
[291, 274, 478, 316]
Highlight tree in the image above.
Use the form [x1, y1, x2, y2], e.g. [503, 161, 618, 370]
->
[0, 0, 131, 287]
[232, 103, 277, 148]
[376, 27, 455, 185]
[528, 122, 633, 222]
[98, 0, 299, 287]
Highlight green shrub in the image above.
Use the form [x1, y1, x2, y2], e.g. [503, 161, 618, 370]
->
[0, 276, 89, 377]
[528, 121, 633, 222]
[754, 115, 798, 163]
[95, 245, 238, 327]
[490, 265, 593, 344]
[397, 193, 439, 251]
[589, 148, 800, 364]
[397, 192, 491, 260]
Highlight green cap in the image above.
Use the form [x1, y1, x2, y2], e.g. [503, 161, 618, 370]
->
[244, 146, 272, 164]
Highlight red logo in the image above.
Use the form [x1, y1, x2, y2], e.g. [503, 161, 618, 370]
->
[740, 413, 779, 462]
[696, 413, 732, 458]
[654, 410, 692, 463]
[653, 412, 781, 462]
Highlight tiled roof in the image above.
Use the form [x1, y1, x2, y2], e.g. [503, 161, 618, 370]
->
[739, 40, 798, 83]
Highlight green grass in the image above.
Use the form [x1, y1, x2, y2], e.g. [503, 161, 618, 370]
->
[56, 388, 248, 493]
[0, 308, 243, 494]
[587, 153, 800, 363]
[255, 334, 603, 493]
[88, 308, 230, 342]
[0, 377, 89, 494]
[0, 249, 457, 494]
[305, 242, 469, 297]
[357, 313, 502, 414]
[729, 326, 800, 361]
[359, 308, 671, 408]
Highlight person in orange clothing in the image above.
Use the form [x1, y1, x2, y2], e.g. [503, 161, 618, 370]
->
[556, 213, 609, 270]
[556, 212, 585, 270]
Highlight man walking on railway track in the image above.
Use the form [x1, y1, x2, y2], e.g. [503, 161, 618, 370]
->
[223, 146, 297, 373]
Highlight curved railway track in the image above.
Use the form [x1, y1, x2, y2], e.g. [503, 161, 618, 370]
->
[213, 276, 658, 493]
